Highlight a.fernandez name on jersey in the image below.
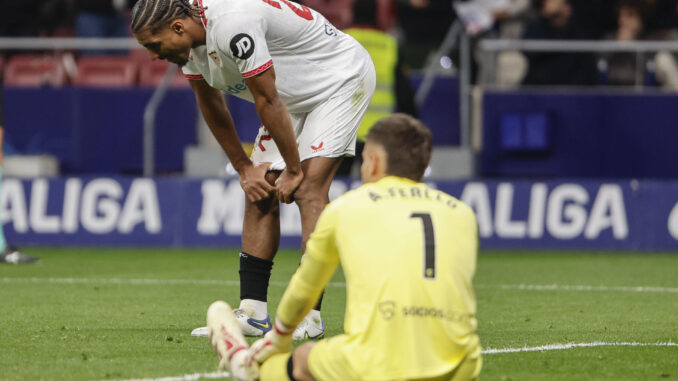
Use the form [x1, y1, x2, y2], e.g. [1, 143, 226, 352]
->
[367, 184, 459, 210]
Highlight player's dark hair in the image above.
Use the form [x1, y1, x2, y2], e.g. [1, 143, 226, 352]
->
[130, 0, 205, 34]
[366, 113, 432, 181]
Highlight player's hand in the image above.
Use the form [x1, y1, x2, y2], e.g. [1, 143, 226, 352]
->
[275, 168, 304, 204]
[239, 163, 275, 202]
[248, 321, 293, 364]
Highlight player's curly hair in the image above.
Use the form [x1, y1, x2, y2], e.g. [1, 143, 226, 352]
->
[130, 0, 206, 34]
[366, 113, 433, 181]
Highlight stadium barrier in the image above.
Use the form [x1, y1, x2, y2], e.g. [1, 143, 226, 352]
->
[480, 90, 678, 178]
[3, 176, 678, 250]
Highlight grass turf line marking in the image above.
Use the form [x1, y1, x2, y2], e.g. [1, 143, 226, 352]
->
[4, 277, 678, 293]
[110, 371, 229, 381]
[482, 284, 678, 293]
[111, 342, 677, 380]
[0, 277, 346, 288]
[482, 341, 678, 354]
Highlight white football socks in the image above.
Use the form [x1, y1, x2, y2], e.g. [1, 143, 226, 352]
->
[239, 299, 268, 320]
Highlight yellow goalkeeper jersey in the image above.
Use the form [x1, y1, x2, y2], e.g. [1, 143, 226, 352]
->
[277, 176, 480, 380]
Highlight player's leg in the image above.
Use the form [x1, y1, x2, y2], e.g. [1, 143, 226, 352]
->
[291, 64, 376, 339]
[233, 123, 292, 336]
[289, 156, 342, 340]
[0, 127, 38, 264]
[235, 170, 281, 336]
[258, 342, 316, 381]
[296, 157, 343, 253]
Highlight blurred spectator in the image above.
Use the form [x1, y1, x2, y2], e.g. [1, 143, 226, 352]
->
[74, 0, 133, 54]
[301, 0, 356, 30]
[395, 0, 456, 69]
[0, 0, 43, 37]
[336, 0, 417, 176]
[652, 1, 678, 89]
[570, 0, 618, 39]
[602, 0, 649, 86]
[491, 0, 533, 39]
[522, 0, 598, 86]
[644, 0, 678, 38]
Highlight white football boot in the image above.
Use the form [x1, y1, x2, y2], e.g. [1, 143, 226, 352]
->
[233, 307, 272, 337]
[292, 310, 326, 341]
[206, 301, 259, 381]
[192, 301, 271, 338]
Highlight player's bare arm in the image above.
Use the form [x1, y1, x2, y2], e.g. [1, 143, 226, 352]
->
[245, 67, 303, 204]
[189, 78, 274, 202]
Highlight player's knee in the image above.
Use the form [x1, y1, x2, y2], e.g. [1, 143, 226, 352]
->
[294, 180, 329, 205]
[246, 193, 280, 215]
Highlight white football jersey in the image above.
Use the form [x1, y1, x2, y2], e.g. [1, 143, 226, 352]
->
[182, 0, 372, 114]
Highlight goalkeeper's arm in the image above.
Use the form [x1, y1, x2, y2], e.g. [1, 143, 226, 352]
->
[250, 204, 341, 362]
[275, 250, 339, 331]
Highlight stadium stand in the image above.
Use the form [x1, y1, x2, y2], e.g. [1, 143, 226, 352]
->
[3, 55, 67, 87]
[138, 59, 190, 88]
[74, 56, 138, 87]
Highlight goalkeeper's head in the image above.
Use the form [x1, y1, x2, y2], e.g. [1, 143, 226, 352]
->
[362, 113, 432, 183]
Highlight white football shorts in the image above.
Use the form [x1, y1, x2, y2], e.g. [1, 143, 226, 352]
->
[251, 60, 376, 171]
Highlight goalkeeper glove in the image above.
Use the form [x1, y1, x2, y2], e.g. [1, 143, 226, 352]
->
[248, 317, 294, 364]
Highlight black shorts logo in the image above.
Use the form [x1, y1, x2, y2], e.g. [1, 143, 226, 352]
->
[230, 33, 255, 59]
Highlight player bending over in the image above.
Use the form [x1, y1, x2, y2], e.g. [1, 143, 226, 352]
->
[131, 0, 375, 339]
[207, 114, 482, 381]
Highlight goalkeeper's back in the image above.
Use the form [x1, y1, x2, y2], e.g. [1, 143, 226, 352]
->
[324, 175, 481, 380]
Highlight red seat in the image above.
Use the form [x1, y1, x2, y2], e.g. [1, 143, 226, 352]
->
[3, 55, 67, 87]
[74, 56, 138, 87]
[138, 59, 191, 88]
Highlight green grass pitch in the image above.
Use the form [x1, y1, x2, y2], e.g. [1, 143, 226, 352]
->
[1, 248, 677, 380]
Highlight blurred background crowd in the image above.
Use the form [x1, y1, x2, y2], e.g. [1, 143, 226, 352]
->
[3, 0, 678, 88]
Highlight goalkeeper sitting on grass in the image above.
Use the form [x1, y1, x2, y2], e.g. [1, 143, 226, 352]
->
[206, 114, 482, 381]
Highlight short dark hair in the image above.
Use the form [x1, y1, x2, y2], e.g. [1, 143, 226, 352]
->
[130, 0, 205, 34]
[365, 113, 432, 181]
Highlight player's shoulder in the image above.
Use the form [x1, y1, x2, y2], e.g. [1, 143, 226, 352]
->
[203, 0, 264, 31]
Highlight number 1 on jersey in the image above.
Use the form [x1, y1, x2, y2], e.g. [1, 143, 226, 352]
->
[262, 0, 313, 20]
[411, 213, 436, 279]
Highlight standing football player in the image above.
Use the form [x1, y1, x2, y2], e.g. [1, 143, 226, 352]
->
[0, 79, 39, 264]
[131, 0, 375, 339]
[207, 114, 482, 381]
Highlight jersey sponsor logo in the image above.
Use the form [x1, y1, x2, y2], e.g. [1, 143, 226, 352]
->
[401, 306, 470, 322]
[324, 23, 337, 37]
[378, 301, 396, 321]
[311, 141, 324, 152]
[224, 78, 249, 95]
[208, 51, 223, 67]
[230, 33, 255, 59]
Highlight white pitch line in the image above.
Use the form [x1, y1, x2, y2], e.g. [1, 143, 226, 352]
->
[482, 341, 678, 354]
[111, 342, 678, 381]
[481, 284, 678, 294]
[0, 277, 346, 288]
[5, 277, 678, 294]
[110, 371, 230, 381]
